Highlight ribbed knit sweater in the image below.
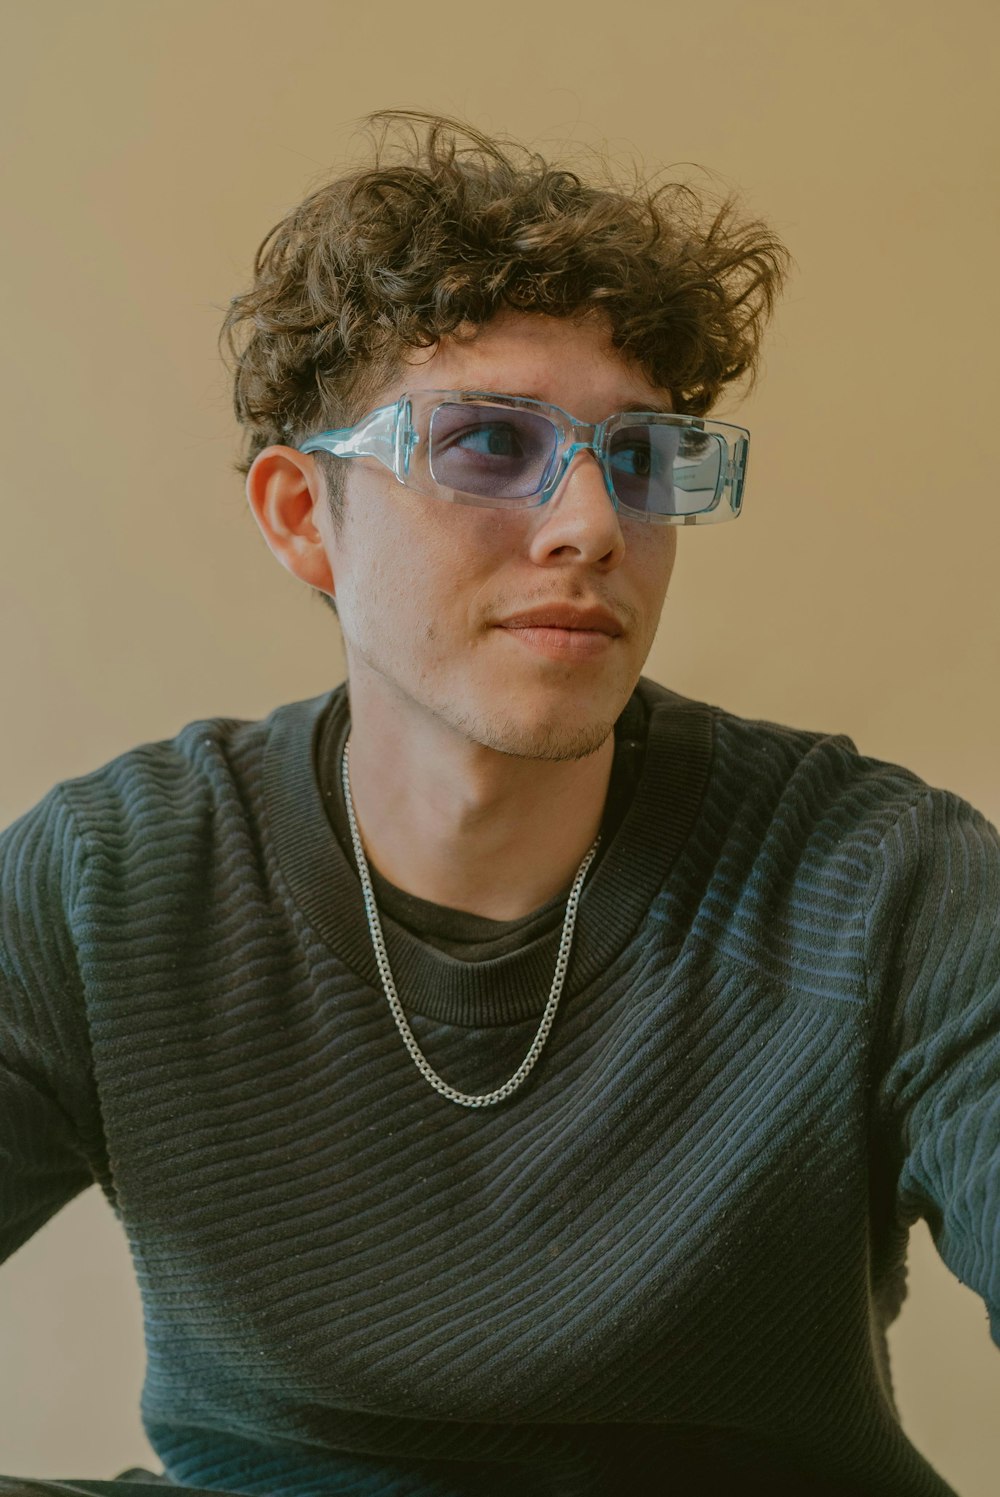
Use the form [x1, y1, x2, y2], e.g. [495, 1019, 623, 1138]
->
[1, 675, 998, 1497]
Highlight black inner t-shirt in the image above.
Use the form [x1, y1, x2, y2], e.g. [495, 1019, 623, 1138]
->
[314, 688, 648, 961]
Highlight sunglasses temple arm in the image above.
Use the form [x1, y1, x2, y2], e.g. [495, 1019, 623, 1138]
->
[298, 404, 401, 478]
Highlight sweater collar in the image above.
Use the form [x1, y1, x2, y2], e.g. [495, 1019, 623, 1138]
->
[263, 676, 714, 1029]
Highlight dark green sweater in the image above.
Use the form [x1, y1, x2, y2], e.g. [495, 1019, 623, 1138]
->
[1, 675, 997, 1497]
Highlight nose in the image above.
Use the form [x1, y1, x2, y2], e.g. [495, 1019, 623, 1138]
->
[526, 444, 626, 566]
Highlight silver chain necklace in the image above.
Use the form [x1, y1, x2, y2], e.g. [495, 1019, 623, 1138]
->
[340, 738, 600, 1108]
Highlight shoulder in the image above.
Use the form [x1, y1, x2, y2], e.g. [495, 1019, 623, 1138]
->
[635, 676, 998, 985]
[1, 689, 337, 889]
[637, 673, 946, 846]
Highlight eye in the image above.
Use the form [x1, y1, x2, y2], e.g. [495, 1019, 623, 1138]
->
[428, 402, 559, 498]
[609, 436, 664, 478]
[450, 421, 524, 459]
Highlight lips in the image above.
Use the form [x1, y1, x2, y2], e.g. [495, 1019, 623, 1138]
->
[494, 600, 626, 668]
[497, 603, 623, 635]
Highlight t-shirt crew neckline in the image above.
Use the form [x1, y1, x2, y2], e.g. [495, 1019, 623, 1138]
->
[263, 677, 714, 1030]
[314, 683, 650, 961]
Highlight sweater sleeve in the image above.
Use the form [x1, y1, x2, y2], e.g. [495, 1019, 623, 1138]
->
[0, 786, 100, 1266]
[866, 786, 1000, 1347]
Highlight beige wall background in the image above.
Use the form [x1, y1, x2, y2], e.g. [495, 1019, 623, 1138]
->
[0, 0, 997, 1491]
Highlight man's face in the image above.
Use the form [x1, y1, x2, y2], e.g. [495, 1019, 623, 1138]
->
[316, 308, 679, 762]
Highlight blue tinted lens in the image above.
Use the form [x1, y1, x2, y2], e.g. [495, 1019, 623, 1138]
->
[609, 425, 723, 515]
[429, 404, 558, 498]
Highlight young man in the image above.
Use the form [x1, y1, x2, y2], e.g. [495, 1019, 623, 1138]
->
[1, 112, 996, 1497]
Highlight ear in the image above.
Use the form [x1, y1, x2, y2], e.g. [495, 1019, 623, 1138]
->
[245, 446, 336, 597]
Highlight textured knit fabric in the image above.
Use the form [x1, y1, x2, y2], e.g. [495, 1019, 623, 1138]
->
[1, 674, 998, 1497]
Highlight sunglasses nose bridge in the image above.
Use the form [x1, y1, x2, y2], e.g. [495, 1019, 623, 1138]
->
[564, 414, 600, 446]
[564, 437, 599, 460]
[544, 430, 618, 508]
[554, 408, 603, 469]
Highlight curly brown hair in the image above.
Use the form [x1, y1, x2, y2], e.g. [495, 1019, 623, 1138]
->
[221, 109, 792, 615]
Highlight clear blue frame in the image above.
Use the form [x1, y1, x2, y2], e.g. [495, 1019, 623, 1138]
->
[297, 389, 750, 525]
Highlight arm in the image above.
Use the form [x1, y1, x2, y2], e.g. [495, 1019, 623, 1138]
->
[866, 787, 1000, 1345]
[1, 787, 99, 1266]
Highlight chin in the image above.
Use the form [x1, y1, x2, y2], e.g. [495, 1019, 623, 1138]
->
[469, 656, 636, 757]
[462, 694, 619, 763]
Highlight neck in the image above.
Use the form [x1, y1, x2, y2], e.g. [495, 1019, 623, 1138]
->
[340, 685, 616, 923]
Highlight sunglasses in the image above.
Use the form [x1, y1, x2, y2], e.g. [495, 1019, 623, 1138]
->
[298, 390, 750, 525]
